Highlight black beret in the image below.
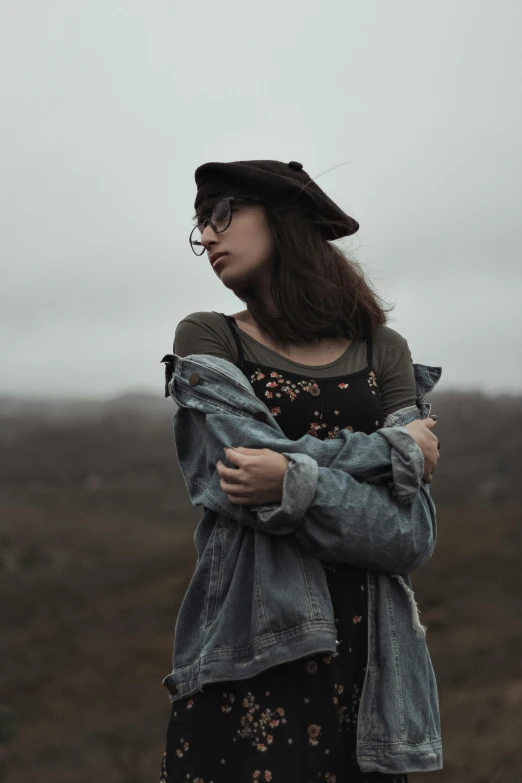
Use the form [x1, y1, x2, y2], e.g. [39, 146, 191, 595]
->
[194, 159, 359, 241]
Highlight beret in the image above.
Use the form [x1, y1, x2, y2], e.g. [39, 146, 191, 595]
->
[194, 159, 359, 241]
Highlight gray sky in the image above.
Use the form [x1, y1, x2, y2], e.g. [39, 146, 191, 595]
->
[1, 0, 521, 398]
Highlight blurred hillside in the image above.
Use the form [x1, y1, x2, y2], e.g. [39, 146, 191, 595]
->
[0, 389, 521, 782]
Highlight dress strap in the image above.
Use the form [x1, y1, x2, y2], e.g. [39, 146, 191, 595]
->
[365, 335, 373, 370]
[220, 313, 245, 369]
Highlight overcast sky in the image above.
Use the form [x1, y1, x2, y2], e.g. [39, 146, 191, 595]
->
[1, 0, 521, 399]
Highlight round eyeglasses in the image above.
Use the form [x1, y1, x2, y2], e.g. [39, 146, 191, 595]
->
[189, 196, 261, 256]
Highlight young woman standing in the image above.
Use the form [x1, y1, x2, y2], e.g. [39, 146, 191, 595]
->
[160, 159, 440, 783]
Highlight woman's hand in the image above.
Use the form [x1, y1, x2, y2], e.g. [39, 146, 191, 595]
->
[404, 418, 440, 483]
[216, 447, 290, 505]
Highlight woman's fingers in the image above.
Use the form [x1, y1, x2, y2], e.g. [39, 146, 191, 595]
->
[216, 460, 244, 481]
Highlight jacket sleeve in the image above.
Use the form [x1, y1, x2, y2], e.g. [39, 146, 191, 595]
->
[239, 452, 437, 573]
[204, 412, 424, 504]
[202, 411, 435, 573]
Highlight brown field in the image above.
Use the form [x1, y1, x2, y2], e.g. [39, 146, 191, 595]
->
[0, 390, 521, 782]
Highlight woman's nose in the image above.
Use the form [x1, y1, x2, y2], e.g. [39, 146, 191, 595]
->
[200, 223, 217, 249]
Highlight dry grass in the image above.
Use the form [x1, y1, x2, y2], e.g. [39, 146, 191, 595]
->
[1, 391, 521, 782]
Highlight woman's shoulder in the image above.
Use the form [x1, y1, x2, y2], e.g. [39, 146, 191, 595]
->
[372, 324, 409, 352]
[371, 324, 413, 381]
[176, 309, 227, 329]
[174, 310, 237, 361]
[371, 325, 417, 415]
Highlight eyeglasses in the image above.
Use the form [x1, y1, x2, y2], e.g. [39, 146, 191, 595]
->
[189, 196, 261, 256]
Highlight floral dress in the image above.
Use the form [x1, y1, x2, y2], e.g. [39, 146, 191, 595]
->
[160, 316, 408, 783]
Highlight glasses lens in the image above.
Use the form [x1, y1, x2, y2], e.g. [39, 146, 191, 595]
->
[211, 199, 232, 233]
[190, 225, 205, 255]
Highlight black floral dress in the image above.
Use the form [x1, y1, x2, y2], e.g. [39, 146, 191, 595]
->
[160, 316, 408, 783]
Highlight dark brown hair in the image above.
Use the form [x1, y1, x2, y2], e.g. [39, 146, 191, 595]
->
[194, 192, 393, 350]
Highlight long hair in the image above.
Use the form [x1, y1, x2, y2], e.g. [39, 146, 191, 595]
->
[194, 192, 393, 350]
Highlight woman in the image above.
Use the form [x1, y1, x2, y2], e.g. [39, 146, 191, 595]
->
[160, 159, 440, 783]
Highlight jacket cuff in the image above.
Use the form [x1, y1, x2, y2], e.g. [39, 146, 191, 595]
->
[248, 452, 319, 535]
[377, 426, 424, 503]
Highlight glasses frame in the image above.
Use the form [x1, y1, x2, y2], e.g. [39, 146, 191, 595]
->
[189, 196, 262, 256]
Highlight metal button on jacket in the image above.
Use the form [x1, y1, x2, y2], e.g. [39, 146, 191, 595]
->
[307, 429, 319, 437]
[309, 384, 321, 396]
[188, 373, 200, 386]
[253, 411, 268, 422]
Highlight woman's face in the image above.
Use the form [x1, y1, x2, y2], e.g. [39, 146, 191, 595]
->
[199, 201, 274, 291]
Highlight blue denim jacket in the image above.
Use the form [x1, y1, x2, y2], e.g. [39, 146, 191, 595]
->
[161, 352, 443, 774]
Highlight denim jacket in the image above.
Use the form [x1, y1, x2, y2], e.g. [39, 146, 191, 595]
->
[160, 352, 443, 774]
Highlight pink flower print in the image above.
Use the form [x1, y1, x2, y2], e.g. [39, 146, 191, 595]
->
[270, 372, 279, 377]
[344, 425, 354, 432]
[266, 381, 278, 388]
[327, 425, 340, 438]
[309, 422, 321, 431]
[305, 659, 318, 673]
[353, 615, 362, 624]
[325, 774, 337, 783]
[275, 392, 281, 397]
[276, 707, 285, 716]
[368, 371, 378, 387]
[264, 772, 273, 782]
[186, 699, 194, 709]
[266, 734, 274, 745]
[269, 718, 280, 727]
[338, 382, 349, 389]
[264, 391, 273, 399]
[253, 772, 261, 780]
[220, 692, 234, 712]
[307, 724, 321, 745]
[314, 410, 320, 416]
[257, 743, 268, 752]
[270, 406, 281, 416]
[281, 385, 297, 401]
[335, 684, 344, 694]
[334, 409, 340, 415]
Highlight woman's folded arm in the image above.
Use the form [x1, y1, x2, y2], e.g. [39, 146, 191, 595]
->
[238, 452, 436, 574]
[204, 412, 424, 503]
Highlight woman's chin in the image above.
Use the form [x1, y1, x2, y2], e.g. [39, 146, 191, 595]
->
[219, 271, 250, 292]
